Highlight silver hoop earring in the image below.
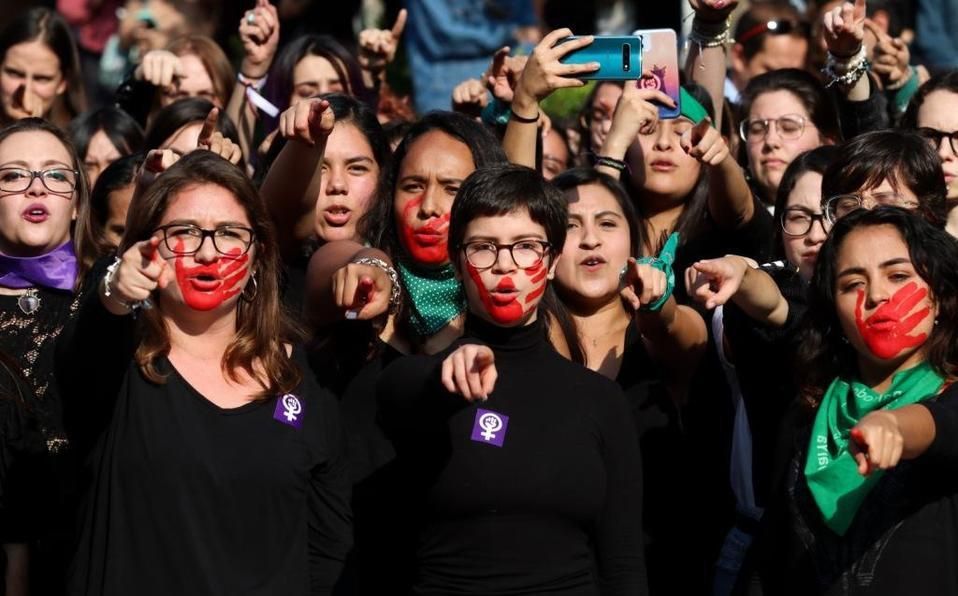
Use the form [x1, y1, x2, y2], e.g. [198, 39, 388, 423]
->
[241, 275, 258, 302]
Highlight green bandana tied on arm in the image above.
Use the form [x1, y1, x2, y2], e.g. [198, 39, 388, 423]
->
[630, 232, 679, 312]
[804, 360, 944, 535]
[396, 261, 466, 337]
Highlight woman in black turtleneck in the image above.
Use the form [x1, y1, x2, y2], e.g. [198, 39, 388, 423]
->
[377, 164, 647, 595]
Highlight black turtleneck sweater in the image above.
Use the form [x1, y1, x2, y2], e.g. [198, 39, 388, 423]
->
[376, 315, 647, 596]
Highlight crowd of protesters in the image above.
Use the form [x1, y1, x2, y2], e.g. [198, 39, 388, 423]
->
[1, 0, 958, 594]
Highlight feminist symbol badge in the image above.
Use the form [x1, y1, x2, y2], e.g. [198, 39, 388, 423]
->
[470, 409, 509, 447]
[273, 393, 303, 429]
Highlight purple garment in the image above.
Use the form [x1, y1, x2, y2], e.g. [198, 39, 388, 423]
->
[0, 242, 78, 291]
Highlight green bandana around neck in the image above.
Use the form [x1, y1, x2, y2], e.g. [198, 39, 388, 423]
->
[680, 87, 711, 127]
[804, 360, 944, 535]
[396, 261, 466, 337]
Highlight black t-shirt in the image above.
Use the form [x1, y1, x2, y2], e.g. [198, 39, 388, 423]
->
[377, 316, 647, 596]
[766, 383, 958, 595]
[58, 291, 352, 596]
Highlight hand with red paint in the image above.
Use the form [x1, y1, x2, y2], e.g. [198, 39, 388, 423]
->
[681, 118, 729, 167]
[823, 0, 867, 58]
[600, 78, 675, 161]
[239, 0, 280, 80]
[331, 261, 393, 320]
[855, 281, 932, 360]
[620, 258, 669, 311]
[358, 9, 407, 76]
[441, 344, 498, 402]
[197, 108, 243, 165]
[850, 412, 904, 475]
[103, 237, 170, 314]
[685, 255, 751, 309]
[278, 97, 335, 148]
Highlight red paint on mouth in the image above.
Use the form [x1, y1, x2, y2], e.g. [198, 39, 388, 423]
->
[854, 281, 931, 359]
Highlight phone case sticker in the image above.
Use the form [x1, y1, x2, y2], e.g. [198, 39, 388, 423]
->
[634, 29, 681, 119]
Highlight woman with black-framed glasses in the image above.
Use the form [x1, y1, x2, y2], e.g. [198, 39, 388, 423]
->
[59, 150, 352, 595]
[0, 117, 90, 594]
[377, 164, 648, 595]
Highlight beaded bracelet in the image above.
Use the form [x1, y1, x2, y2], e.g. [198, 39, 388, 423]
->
[822, 46, 871, 89]
[594, 155, 628, 172]
[687, 16, 732, 49]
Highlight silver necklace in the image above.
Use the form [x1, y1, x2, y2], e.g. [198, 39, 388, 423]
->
[17, 289, 40, 314]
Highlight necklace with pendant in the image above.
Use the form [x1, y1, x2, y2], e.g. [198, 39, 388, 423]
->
[17, 289, 40, 314]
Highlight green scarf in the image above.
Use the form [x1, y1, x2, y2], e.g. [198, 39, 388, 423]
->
[396, 261, 465, 337]
[680, 87, 712, 127]
[632, 232, 679, 312]
[805, 360, 944, 535]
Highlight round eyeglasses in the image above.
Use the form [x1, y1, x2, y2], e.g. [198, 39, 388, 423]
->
[780, 207, 830, 237]
[155, 224, 255, 256]
[739, 114, 807, 143]
[461, 240, 551, 270]
[823, 193, 919, 223]
[0, 167, 78, 194]
[916, 127, 958, 155]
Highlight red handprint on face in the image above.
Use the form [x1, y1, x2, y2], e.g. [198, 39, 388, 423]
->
[854, 281, 931, 359]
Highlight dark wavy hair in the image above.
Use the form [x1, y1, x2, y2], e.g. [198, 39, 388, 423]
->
[772, 145, 839, 259]
[0, 7, 86, 126]
[119, 151, 302, 395]
[142, 98, 244, 169]
[821, 129, 948, 228]
[366, 111, 507, 258]
[797, 207, 958, 406]
[0, 117, 90, 287]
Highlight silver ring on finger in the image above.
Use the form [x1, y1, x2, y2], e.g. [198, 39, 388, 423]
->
[246, 11, 255, 24]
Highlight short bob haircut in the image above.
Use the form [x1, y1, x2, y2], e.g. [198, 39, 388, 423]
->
[900, 70, 958, 130]
[448, 163, 568, 261]
[68, 107, 145, 165]
[366, 111, 507, 258]
[264, 34, 373, 122]
[798, 207, 958, 405]
[0, 7, 86, 126]
[772, 145, 840, 258]
[142, 98, 245, 170]
[119, 151, 301, 395]
[163, 35, 235, 108]
[821, 129, 947, 228]
[78, 152, 145, 266]
[0, 117, 89, 286]
[738, 68, 842, 147]
[552, 166, 642, 257]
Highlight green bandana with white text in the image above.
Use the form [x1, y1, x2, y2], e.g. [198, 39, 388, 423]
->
[805, 360, 943, 535]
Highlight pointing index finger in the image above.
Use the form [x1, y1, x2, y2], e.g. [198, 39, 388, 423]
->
[198, 107, 219, 146]
[391, 8, 407, 39]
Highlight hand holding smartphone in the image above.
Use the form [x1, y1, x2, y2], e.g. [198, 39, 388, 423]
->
[558, 36, 643, 81]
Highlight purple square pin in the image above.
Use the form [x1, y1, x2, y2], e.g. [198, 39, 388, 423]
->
[273, 393, 304, 429]
[470, 408, 509, 447]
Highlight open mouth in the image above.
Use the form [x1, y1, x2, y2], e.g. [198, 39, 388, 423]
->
[189, 273, 221, 291]
[580, 255, 607, 270]
[22, 204, 49, 223]
[323, 206, 352, 226]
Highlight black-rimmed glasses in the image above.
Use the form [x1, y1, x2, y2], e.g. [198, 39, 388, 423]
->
[739, 115, 807, 143]
[0, 167, 78, 193]
[916, 127, 958, 155]
[461, 240, 551, 270]
[781, 207, 830, 237]
[155, 224, 255, 256]
[823, 193, 918, 223]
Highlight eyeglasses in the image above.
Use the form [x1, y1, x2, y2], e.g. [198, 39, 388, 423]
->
[461, 240, 551, 270]
[736, 19, 811, 45]
[916, 127, 958, 155]
[823, 193, 919, 222]
[0, 167, 78, 193]
[154, 224, 255, 256]
[739, 114, 807, 143]
[781, 207, 830, 237]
